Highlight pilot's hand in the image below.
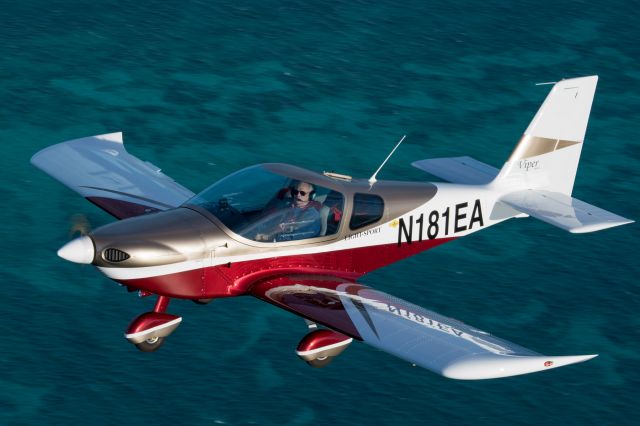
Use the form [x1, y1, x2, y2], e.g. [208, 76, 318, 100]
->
[280, 222, 295, 233]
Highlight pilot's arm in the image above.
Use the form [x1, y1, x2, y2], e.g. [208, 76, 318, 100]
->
[254, 209, 288, 242]
[276, 208, 321, 241]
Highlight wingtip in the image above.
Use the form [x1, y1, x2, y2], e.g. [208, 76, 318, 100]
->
[95, 131, 124, 144]
[569, 219, 634, 234]
[577, 354, 598, 362]
[442, 354, 598, 380]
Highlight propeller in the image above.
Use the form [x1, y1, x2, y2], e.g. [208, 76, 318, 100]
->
[59, 214, 95, 264]
[68, 213, 91, 238]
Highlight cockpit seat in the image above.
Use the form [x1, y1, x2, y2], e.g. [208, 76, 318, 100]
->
[319, 190, 343, 236]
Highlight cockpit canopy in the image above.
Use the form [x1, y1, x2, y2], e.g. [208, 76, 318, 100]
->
[187, 165, 345, 242]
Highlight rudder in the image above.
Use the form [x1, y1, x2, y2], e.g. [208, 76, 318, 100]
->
[493, 76, 598, 195]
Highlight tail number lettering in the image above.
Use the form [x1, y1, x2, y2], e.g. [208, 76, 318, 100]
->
[397, 199, 484, 246]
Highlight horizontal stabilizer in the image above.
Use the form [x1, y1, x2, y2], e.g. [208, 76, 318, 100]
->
[501, 190, 633, 233]
[412, 156, 498, 184]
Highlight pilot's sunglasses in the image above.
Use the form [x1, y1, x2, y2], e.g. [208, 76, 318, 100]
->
[292, 189, 310, 196]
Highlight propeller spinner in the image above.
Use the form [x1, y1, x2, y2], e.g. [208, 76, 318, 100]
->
[57, 236, 95, 264]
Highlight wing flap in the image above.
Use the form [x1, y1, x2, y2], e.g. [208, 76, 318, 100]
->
[501, 189, 633, 233]
[411, 156, 499, 184]
[31, 132, 195, 219]
[251, 276, 595, 379]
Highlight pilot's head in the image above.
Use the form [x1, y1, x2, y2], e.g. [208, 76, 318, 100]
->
[292, 182, 314, 208]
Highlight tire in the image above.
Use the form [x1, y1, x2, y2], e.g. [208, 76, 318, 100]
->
[306, 356, 333, 368]
[135, 336, 165, 352]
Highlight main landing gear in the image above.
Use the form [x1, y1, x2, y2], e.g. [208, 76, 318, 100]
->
[125, 295, 182, 352]
[296, 326, 352, 368]
[124, 298, 353, 363]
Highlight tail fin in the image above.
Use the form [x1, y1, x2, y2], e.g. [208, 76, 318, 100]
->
[493, 76, 598, 195]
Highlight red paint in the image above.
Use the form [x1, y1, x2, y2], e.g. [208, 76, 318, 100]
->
[214, 237, 455, 296]
[153, 295, 171, 313]
[544, 361, 553, 367]
[297, 329, 351, 353]
[86, 197, 160, 219]
[118, 237, 455, 299]
[119, 267, 204, 299]
[252, 275, 362, 339]
[249, 278, 423, 343]
[126, 312, 181, 335]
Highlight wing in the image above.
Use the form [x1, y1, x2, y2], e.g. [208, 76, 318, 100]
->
[251, 275, 596, 380]
[31, 132, 195, 219]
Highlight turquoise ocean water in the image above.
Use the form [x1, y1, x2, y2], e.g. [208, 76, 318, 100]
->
[1, 1, 639, 424]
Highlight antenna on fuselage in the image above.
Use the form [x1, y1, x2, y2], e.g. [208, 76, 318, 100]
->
[368, 135, 406, 186]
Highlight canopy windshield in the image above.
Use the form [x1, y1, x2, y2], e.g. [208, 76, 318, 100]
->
[187, 165, 344, 242]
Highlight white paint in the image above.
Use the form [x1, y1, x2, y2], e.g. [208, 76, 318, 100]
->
[295, 338, 353, 356]
[525, 76, 597, 142]
[57, 236, 94, 264]
[494, 76, 598, 196]
[442, 354, 597, 380]
[124, 317, 183, 341]
[31, 132, 194, 210]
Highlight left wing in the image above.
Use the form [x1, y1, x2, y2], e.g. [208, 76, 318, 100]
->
[251, 275, 596, 380]
[31, 132, 195, 219]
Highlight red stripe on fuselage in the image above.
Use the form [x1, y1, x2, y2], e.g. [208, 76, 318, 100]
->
[117, 237, 455, 299]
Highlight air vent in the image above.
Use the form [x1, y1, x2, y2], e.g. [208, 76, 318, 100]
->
[103, 248, 130, 263]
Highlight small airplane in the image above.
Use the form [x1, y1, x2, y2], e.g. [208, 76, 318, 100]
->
[32, 75, 632, 380]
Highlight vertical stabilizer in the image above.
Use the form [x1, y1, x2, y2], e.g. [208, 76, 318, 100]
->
[493, 76, 598, 195]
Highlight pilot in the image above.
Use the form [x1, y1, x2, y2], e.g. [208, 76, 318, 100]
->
[256, 181, 322, 242]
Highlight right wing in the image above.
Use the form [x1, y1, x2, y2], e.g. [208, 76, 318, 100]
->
[251, 275, 596, 380]
[31, 132, 195, 219]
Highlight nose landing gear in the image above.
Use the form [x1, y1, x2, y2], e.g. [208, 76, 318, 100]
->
[125, 295, 182, 352]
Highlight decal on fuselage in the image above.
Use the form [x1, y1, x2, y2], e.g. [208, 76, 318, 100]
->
[344, 228, 381, 241]
[397, 199, 484, 246]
